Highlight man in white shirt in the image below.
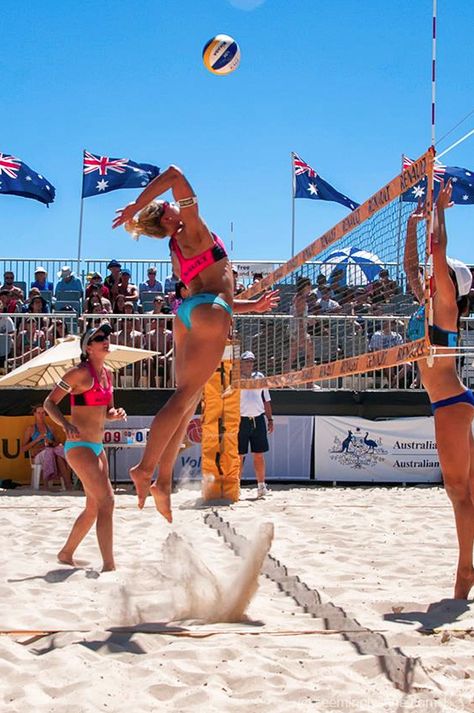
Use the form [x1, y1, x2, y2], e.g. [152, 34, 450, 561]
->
[239, 351, 274, 497]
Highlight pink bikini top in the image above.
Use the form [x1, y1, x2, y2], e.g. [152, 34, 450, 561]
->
[70, 362, 113, 407]
[169, 232, 228, 286]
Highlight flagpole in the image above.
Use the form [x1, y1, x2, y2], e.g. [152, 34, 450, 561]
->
[76, 149, 85, 276]
[395, 154, 404, 286]
[431, 0, 437, 147]
[291, 152, 295, 257]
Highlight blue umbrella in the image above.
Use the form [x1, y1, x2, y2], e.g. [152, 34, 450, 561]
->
[320, 247, 383, 286]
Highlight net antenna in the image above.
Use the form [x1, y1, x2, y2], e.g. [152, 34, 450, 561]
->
[237, 148, 436, 389]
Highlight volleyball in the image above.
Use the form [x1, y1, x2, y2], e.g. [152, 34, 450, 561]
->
[202, 34, 240, 75]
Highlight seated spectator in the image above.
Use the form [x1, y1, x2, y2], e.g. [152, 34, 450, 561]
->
[84, 292, 112, 314]
[55, 266, 83, 299]
[0, 289, 21, 313]
[232, 267, 246, 295]
[47, 318, 69, 344]
[164, 268, 179, 294]
[368, 319, 410, 387]
[112, 294, 126, 314]
[0, 313, 15, 370]
[117, 269, 139, 304]
[21, 405, 72, 490]
[1, 271, 24, 300]
[15, 316, 47, 365]
[31, 266, 53, 293]
[111, 303, 144, 386]
[147, 293, 167, 315]
[28, 292, 50, 314]
[85, 272, 111, 300]
[329, 268, 351, 304]
[286, 276, 315, 371]
[311, 273, 328, 299]
[168, 281, 189, 314]
[104, 259, 122, 300]
[316, 286, 341, 313]
[139, 266, 163, 298]
[21, 288, 50, 313]
[369, 269, 399, 304]
[145, 318, 173, 387]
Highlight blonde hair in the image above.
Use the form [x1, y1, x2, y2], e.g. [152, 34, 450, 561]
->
[124, 201, 168, 240]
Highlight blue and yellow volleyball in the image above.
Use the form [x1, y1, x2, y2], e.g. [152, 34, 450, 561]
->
[202, 34, 240, 75]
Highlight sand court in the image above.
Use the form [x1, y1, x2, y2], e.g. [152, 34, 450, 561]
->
[1, 486, 474, 712]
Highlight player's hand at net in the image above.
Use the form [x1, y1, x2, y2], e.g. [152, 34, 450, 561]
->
[251, 289, 280, 314]
[436, 179, 454, 212]
[112, 202, 138, 229]
[408, 199, 427, 223]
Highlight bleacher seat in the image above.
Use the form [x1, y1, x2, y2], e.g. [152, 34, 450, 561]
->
[13, 280, 27, 297]
[54, 300, 81, 314]
[39, 289, 53, 304]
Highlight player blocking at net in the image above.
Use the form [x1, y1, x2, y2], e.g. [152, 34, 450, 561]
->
[405, 180, 474, 599]
[113, 165, 278, 522]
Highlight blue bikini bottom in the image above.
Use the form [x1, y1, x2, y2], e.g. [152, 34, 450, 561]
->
[431, 389, 474, 413]
[176, 293, 233, 330]
[64, 441, 104, 457]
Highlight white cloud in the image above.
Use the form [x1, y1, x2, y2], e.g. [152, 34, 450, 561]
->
[228, 0, 266, 10]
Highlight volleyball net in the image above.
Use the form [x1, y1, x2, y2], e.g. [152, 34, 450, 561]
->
[237, 147, 435, 388]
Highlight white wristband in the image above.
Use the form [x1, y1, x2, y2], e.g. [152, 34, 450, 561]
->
[178, 196, 198, 209]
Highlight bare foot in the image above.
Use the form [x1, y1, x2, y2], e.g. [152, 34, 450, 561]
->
[454, 568, 474, 599]
[150, 481, 172, 523]
[130, 464, 152, 509]
[57, 549, 75, 566]
[102, 562, 116, 572]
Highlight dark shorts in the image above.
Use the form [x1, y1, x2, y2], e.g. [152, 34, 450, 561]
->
[238, 414, 269, 455]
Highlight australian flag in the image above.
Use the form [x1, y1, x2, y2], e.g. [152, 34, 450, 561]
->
[402, 156, 474, 205]
[82, 150, 160, 198]
[0, 152, 55, 206]
[292, 152, 359, 211]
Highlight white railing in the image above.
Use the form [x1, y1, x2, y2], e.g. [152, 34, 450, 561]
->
[2, 311, 474, 392]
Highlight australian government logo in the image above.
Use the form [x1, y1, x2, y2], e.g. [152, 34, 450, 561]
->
[330, 427, 387, 470]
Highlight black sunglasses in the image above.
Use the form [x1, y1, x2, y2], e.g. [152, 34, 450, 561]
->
[90, 334, 109, 343]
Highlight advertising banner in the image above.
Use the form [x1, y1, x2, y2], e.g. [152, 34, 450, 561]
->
[314, 416, 442, 483]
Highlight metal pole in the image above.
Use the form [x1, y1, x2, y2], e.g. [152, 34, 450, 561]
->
[431, 0, 437, 146]
[76, 197, 84, 273]
[77, 150, 85, 274]
[395, 154, 404, 285]
[291, 152, 295, 257]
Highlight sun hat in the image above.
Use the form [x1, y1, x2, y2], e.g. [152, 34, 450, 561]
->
[58, 266, 72, 278]
[121, 268, 132, 277]
[34, 266, 47, 274]
[446, 257, 472, 297]
[241, 351, 256, 360]
[107, 259, 121, 269]
[80, 322, 112, 355]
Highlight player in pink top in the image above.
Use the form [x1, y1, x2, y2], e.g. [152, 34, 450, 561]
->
[44, 323, 127, 571]
[113, 165, 278, 522]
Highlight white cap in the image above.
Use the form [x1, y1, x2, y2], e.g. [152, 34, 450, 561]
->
[447, 257, 472, 297]
[34, 266, 47, 274]
[58, 265, 72, 278]
[241, 350, 255, 360]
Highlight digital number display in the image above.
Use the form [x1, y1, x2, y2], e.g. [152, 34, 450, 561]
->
[103, 429, 149, 445]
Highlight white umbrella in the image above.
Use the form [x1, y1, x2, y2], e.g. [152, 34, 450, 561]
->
[320, 246, 384, 285]
[0, 336, 157, 388]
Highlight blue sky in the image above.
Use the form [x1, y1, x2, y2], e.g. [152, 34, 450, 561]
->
[1, 0, 473, 265]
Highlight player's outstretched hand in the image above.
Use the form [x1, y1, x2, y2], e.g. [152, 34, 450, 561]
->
[113, 203, 138, 229]
[409, 198, 427, 223]
[436, 179, 454, 212]
[252, 289, 280, 314]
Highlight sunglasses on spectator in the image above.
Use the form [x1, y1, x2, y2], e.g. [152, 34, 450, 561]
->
[90, 334, 109, 343]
